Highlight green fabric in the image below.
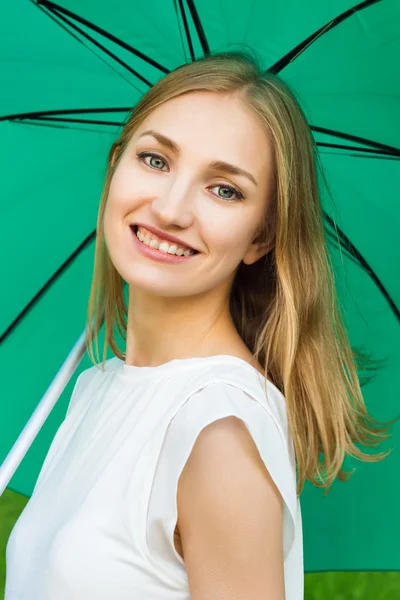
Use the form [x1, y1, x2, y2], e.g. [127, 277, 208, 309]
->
[0, 0, 399, 573]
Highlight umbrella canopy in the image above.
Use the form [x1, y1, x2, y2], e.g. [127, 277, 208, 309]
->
[1, 0, 399, 573]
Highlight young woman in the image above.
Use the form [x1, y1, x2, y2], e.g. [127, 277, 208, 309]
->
[6, 50, 393, 600]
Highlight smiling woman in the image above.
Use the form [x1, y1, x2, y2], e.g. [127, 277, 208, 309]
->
[5, 49, 395, 600]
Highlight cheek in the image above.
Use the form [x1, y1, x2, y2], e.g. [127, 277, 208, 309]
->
[208, 226, 250, 259]
[108, 159, 153, 208]
[108, 169, 136, 206]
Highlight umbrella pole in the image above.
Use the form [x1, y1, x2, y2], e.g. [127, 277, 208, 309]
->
[0, 327, 88, 497]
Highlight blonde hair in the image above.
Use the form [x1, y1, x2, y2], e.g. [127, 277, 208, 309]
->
[86, 49, 397, 496]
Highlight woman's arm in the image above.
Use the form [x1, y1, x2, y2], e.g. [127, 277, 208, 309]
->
[176, 415, 285, 600]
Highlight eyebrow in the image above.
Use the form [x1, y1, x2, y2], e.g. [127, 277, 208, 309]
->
[138, 129, 258, 187]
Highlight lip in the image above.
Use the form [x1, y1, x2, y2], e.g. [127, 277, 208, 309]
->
[131, 222, 199, 252]
[130, 226, 198, 264]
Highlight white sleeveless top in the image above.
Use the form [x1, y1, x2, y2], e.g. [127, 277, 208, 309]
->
[5, 355, 304, 599]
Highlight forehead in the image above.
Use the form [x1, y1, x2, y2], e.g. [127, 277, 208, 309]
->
[133, 92, 273, 174]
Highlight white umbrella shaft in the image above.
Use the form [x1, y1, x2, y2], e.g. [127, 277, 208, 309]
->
[0, 327, 87, 497]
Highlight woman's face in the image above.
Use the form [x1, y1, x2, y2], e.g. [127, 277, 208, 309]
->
[104, 91, 275, 299]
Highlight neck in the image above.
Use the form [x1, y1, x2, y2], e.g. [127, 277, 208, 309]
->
[124, 284, 245, 368]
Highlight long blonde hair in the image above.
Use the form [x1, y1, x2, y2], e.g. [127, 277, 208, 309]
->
[86, 49, 397, 496]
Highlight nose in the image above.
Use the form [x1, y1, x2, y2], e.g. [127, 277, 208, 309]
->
[150, 174, 195, 229]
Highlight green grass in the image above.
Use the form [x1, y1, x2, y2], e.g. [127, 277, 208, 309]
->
[1, 488, 399, 599]
[1, 489, 29, 599]
[304, 572, 400, 599]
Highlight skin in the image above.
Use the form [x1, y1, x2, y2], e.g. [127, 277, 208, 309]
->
[104, 91, 285, 598]
[104, 91, 275, 371]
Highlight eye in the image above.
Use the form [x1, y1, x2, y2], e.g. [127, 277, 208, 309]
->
[137, 151, 168, 171]
[136, 151, 244, 202]
[209, 184, 244, 202]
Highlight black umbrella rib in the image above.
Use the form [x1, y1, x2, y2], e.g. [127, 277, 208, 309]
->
[34, 0, 170, 75]
[323, 214, 400, 323]
[37, 2, 153, 88]
[0, 231, 96, 345]
[312, 125, 400, 157]
[185, 0, 210, 56]
[0, 107, 131, 123]
[317, 143, 400, 159]
[174, 0, 189, 63]
[175, 0, 196, 62]
[32, 116, 123, 127]
[267, 0, 382, 73]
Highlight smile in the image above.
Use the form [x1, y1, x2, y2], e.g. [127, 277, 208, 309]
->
[130, 226, 199, 264]
[134, 225, 197, 256]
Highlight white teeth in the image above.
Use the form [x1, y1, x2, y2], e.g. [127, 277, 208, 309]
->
[136, 229, 195, 256]
[158, 241, 172, 253]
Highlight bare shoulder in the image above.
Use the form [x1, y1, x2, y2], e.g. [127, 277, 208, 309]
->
[176, 415, 285, 600]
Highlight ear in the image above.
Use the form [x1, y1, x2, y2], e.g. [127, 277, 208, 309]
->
[242, 225, 274, 266]
[242, 239, 274, 266]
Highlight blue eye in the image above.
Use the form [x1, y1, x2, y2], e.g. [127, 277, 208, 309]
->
[210, 184, 244, 202]
[137, 151, 167, 171]
[136, 151, 244, 202]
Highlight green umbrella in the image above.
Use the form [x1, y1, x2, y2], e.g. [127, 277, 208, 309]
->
[1, 0, 399, 575]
